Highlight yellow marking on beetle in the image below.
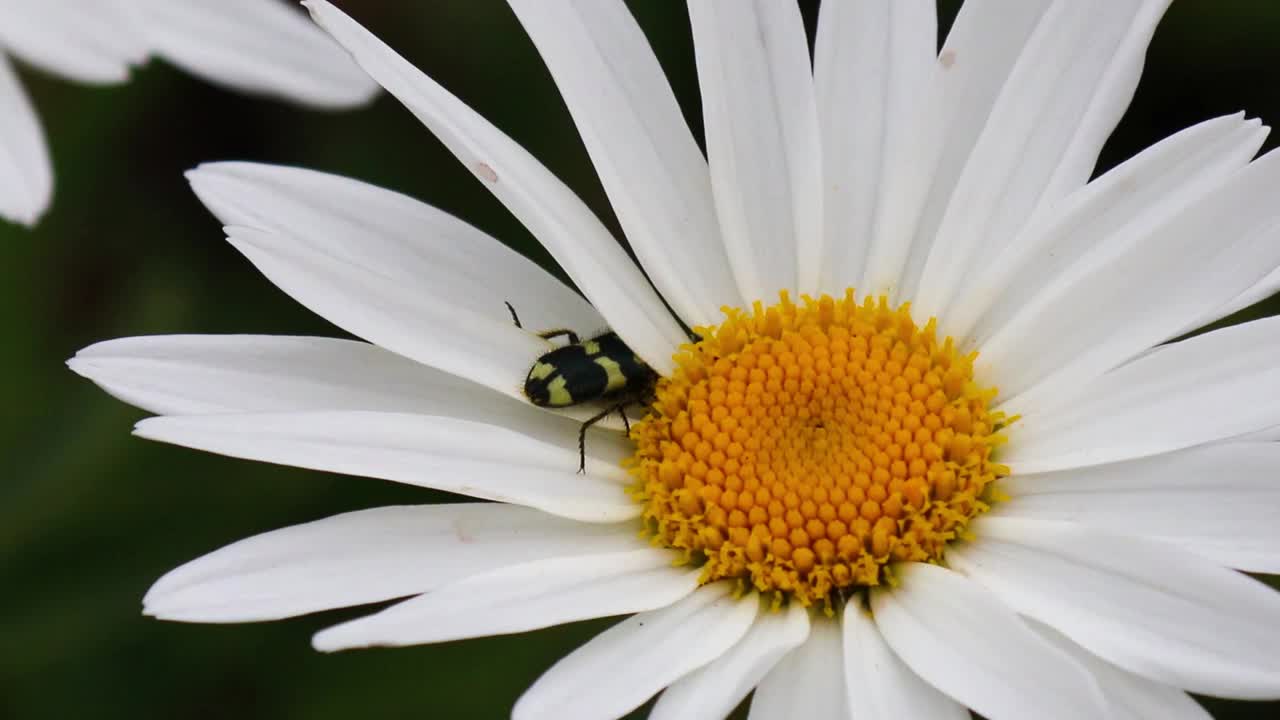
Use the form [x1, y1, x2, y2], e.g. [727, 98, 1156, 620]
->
[546, 376, 573, 406]
[581, 340, 601, 355]
[528, 362, 556, 381]
[594, 356, 627, 394]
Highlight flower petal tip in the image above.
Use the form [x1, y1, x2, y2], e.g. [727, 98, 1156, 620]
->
[65, 356, 88, 376]
[311, 626, 366, 654]
[139, 592, 180, 621]
[301, 1, 333, 26]
[131, 417, 163, 440]
[2, 198, 50, 229]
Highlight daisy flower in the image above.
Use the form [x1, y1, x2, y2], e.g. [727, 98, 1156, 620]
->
[0, 0, 378, 227]
[71, 1, 1280, 718]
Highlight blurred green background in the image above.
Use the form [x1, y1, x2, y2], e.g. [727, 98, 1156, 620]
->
[2, 1, 1279, 718]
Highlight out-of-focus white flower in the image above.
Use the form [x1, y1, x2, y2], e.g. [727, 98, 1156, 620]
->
[0, 0, 378, 227]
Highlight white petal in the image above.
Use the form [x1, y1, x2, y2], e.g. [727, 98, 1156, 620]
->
[144, 503, 640, 622]
[513, 582, 757, 720]
[1001, 315, 1280, 473]
[221, 223, 556, 407]
[984, 144, 1280, 413]
[313, 548, 697, 651]
[187, 162, 603, 338]
[913, 0, 1169, 318]
[70, 330, 626, 432]
[1031, 621, 1212, 720]
[133, 412, 635, 523]
[747, 617, 848, 720]
[0, 53, 50, 227]
[506, 0, 737, 327]
[868, 0, 1052, 298]
[842, 603, 969, 720]
[998, 442, 1280, 572]
[651, 602, 809, 720]
[131, 0, 377, 108]
[814, 0, 935, 293]
[189, 163, 626, 425]
[955, 113, 1266, 342]
[69, 334, 524, 417]
[950, 516, 1280, 698]
[872, 562, 1106, 720]
[0, 0, 145, 84]
[1236, 424, 1280, 442]
[304, 0, 685, 373]
[1185, 263, 1280, 333]
[688, 0, 822, 300]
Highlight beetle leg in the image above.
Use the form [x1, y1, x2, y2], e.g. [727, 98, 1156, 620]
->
[577, 402, 629, 474]
[577, 407, 608, 474]
[538, 329, 581, 345]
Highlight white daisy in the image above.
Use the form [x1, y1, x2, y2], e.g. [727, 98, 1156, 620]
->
[70, 1, 1280, 719]
[0, 0, 379, 227]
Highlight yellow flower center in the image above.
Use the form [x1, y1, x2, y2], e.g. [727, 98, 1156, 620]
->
[629, 291, 1011, 607]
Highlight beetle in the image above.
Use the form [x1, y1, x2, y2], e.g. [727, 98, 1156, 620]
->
[507, 302, 658, 472]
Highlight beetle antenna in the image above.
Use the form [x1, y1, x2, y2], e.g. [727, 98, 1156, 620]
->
[504, 301, 522, 329]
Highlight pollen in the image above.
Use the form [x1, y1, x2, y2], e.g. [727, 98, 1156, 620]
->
[628, 291, 1011, 607]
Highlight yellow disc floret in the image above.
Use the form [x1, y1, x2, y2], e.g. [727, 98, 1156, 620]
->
[629, 291, 1011, 607]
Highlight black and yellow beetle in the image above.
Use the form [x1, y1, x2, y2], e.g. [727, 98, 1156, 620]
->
[508, 302, 658, 472]
[523, 332, 654, 408]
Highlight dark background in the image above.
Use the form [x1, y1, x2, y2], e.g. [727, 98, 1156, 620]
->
[1, 1, 1278, 718]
